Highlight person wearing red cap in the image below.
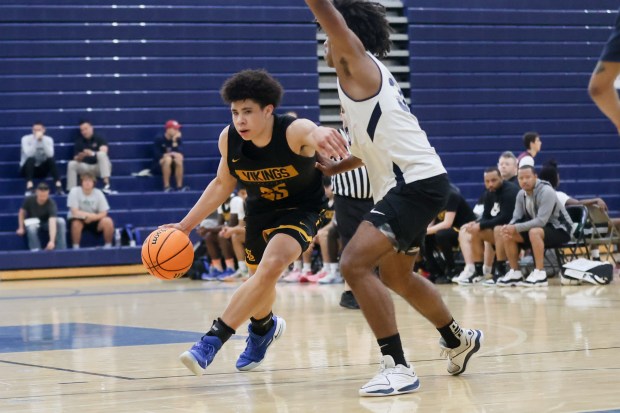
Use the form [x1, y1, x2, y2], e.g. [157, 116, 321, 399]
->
[154, 120, 188, 192]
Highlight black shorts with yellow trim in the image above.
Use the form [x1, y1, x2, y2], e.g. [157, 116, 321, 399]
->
[244, 208, 323, 268]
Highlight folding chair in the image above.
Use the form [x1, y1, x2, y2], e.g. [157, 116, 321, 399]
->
[584, 205, 620, 264]
[560, 205, 590, 261]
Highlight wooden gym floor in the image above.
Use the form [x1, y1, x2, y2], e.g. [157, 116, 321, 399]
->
[1, 274, 620, 413]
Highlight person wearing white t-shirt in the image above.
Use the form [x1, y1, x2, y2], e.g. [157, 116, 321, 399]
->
[67, 172, 114, 248]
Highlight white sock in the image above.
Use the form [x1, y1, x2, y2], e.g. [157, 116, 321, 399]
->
[483, 265, 492, 275]
[72, 244, 80, 249]
[302, 263, 311, 272]
[329, 262, 339, 272]
[238, 261, 247, 271]
[293, 260, 302, 270]
[103, 243, 112, 249]
[591, 249, 600, 259]
[464, 264, 475, 274]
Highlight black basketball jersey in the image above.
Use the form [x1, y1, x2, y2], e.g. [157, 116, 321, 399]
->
[227, 114, 326, 215]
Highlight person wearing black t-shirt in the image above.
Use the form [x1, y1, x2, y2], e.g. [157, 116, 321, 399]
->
[424, 189, 477, 284]
[456, 167, 519, 286]
[154, 120, 189, 192]
[66, 120, 114, 194]
[161, 69, 348, 377]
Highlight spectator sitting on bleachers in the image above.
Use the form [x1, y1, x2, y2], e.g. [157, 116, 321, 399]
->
[67, 120, 115, 194]
[67, 172, 115, 249]
[20, 122, 64, 196]
[517, 131, 542, 167]
[494, 165, 573, 287]
[219, 185, 249, 280]
[424, 188, 477, 284]
[498, 151, 519, 185]
[154, 120, 189, 192]
[16, 182, 67, 251]
[456, 167, 519, 286]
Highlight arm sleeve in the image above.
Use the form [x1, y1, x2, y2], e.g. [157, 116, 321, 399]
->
[98, 191, 110, 212]
[445, 192, 459, 213]
[67, 189, 79, 210]
[44, 137, 54, 158]
[154, 138, 164, 160]
[21, 136, 35, 157]
[96, 135, 108, 147]
[509, 190, 525, 225]
[514, 187, 556, 232]
[49, 199, 58, 218]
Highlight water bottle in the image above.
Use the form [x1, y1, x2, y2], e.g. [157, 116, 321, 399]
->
[114, 228, 122, 247]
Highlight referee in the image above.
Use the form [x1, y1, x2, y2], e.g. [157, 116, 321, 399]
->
[332, 111, 373, 309]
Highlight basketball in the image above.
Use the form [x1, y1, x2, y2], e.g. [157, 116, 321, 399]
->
[141, 228, 194, 280]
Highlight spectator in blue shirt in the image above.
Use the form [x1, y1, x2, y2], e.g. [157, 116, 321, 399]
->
[154, 120, 188, 192]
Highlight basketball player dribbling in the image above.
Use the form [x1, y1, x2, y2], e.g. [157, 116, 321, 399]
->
[306, 0, 483, 396]
[589, 7, 620, 135]
[165, 69, 348, 375]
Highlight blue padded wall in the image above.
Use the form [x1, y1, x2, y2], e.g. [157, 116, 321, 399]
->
[0, 1, 318, 261]
[404, 0, 620, 214]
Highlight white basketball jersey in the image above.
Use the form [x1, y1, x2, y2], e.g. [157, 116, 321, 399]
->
[337, 53, 446, 202]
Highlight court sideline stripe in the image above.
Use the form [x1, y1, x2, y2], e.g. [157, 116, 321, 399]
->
[0, 285, 237, 301]
[0, 359, 135, 380]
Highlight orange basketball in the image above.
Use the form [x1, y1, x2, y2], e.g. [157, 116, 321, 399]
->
[141, 228, 194, 280]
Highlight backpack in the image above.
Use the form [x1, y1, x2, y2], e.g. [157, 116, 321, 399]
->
[115, 224, 137, 247]
[186, 257, 210, 280]
[562, 258, 613, 285]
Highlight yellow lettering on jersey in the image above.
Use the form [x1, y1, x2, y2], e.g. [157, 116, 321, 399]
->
[260, 183, 289, 201]
[236, 165, 298, 183]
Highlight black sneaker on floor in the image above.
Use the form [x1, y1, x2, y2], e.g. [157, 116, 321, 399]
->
[340, 291, 360, 309]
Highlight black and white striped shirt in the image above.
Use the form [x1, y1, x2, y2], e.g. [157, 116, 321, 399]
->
[331, 129, 373, 200]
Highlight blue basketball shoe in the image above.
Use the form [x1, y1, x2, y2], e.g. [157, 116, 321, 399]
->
[236, 315, 286, 371]
[179, 335, 223, 376]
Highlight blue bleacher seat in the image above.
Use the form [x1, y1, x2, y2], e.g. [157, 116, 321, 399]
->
[0, 1, 319, 269]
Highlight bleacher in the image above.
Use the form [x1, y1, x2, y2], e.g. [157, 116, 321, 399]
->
[0, 0, 318, 274]
[2, 1, 620, 276]
[405, 0, 620, 213]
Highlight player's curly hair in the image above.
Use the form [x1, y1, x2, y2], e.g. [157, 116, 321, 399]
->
[220, 69, 283, 108]
[332, 0, 392, 59]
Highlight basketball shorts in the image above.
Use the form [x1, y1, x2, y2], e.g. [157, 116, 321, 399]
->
[601, 9, 620, 62]
[518, 224, 571, 249]
[244, 208, 323, 269]
[363, 174, 450, 255]
[69, 218, 100, 233]
[333, 195, 373, 247]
